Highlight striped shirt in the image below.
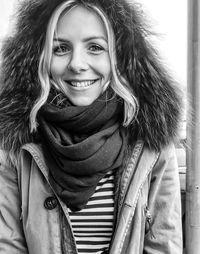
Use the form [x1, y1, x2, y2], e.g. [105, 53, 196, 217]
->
[68, 171, 115, 254]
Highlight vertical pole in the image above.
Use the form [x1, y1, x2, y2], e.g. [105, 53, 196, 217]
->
[186, 0, 200, 253]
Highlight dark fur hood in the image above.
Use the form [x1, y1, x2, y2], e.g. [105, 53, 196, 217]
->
[0, 0, 181, 153]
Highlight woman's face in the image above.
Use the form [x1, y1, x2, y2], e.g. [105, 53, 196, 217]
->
[50, 5, 111, 106]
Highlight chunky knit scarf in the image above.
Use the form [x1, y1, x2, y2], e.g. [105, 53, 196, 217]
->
[38, 92, 127, 211]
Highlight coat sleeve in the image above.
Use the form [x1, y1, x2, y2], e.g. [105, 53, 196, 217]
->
[0, 150, 28, 253]
[144, 144, 183, 254]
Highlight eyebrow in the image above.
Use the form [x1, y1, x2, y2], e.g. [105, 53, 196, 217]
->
[53, 36, 107, 43]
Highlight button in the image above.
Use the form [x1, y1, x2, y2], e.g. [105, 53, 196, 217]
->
[44, 196, 58, 210]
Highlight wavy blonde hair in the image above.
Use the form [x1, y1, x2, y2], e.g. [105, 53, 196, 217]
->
[30, 0, 138, 132]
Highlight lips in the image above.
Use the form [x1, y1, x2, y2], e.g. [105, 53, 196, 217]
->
[66, 79, 99, 88]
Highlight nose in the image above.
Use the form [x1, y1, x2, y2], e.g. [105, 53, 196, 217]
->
[67, 50, 88, 73]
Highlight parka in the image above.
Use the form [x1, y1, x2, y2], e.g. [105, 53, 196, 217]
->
[0, 140, 182, 254]
[0, 0, 183, 253]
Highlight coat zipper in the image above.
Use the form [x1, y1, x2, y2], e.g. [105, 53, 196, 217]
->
[117, 141, 144, 218]
[110, 146, 160, 254]
[144, 205, 156, 239]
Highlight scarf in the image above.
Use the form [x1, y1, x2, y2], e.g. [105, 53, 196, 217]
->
[38, 91, 127, 211]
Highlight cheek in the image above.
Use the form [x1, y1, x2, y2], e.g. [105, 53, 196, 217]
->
[102, 61, 111, 80]
[92, 56, 111, 79]
[50, 58, 67, 77]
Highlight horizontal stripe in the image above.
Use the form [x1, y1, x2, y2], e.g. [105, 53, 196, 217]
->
[76, 252, 104, 254]
[88, 195, 114, 202]
[70, 220, 113, 225]
[78, 208, 114, 213]
[69, 211, 113, 216]
[72, 225, 113, 229]
[78, 244, 109, 250]
[84, 200, 113, 207]
[68, 171, 114, 253]
[74, 231, 112, 234]
[73, 230, 112, 234]
[94, 187, 114, 193]
[70, 218, 113, 223]
[89, 191, 114, 197]
[96, 182, 113, 187]
[75, 236, 111, 240]
[77, 241, 109, 245]
[70, 215, 113, 220]
[70, 203, 114, 211]
[77, 249, 108, 253]
[97, 174, 113, 181]
[96, 182, 114, 189]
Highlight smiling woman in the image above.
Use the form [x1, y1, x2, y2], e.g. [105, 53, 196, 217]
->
[0, 0, 183, 253]
[50, 6, 111, 106]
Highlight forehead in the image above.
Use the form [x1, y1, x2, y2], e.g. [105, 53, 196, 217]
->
[56, 5, 107, 39]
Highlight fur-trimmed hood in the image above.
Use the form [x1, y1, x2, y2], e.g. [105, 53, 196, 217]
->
[0, 0, 181, 153]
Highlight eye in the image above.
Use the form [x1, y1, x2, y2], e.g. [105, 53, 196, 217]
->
[53, 44, 71, 56]
[88, 44, 105, 54]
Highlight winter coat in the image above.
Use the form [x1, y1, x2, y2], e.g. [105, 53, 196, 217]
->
[0, 0, 182, 253]
[0, 140, 182, 254]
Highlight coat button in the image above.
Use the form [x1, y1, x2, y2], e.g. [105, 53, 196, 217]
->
[44, 197, 58, 210]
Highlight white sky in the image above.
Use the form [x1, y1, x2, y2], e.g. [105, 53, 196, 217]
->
[0, 0, 16, 37]
[137, 0, 187, 88]
[0, 0, 187, 87]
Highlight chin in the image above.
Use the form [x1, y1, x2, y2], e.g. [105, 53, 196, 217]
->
[69, 97, 97, 106]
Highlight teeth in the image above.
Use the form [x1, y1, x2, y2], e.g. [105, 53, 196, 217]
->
[70, 80, 96, 87]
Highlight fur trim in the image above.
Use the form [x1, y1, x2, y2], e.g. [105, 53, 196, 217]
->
[0, 0, 181, 153]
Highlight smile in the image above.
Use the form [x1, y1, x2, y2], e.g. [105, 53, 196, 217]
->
[66, 79, 99, 88]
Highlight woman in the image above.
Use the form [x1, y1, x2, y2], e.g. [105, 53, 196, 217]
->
[0, 0, 182, 253]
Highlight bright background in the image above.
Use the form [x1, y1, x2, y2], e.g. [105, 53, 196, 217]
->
[138, 0, 187, 88]
[0, 0, 16, 37]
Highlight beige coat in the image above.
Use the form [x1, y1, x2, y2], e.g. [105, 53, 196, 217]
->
[0, 140, 182, 253]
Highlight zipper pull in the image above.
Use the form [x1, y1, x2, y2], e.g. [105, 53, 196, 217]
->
[145, 206, 156, 239]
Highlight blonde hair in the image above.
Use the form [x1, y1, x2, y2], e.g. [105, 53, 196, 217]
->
[30, 0, 138, 132]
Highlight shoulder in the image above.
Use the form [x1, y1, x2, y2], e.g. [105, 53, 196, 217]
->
[0, 149, 19, 187]
[155, 143, 178, 170]
[141, 142, 177, 167]
[126, 141, 177, 174]
[147, 142, 179, 186]
[132, 141, 179, 182]
[0, 142, 44, 170]
[0, 149, 14, 168]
